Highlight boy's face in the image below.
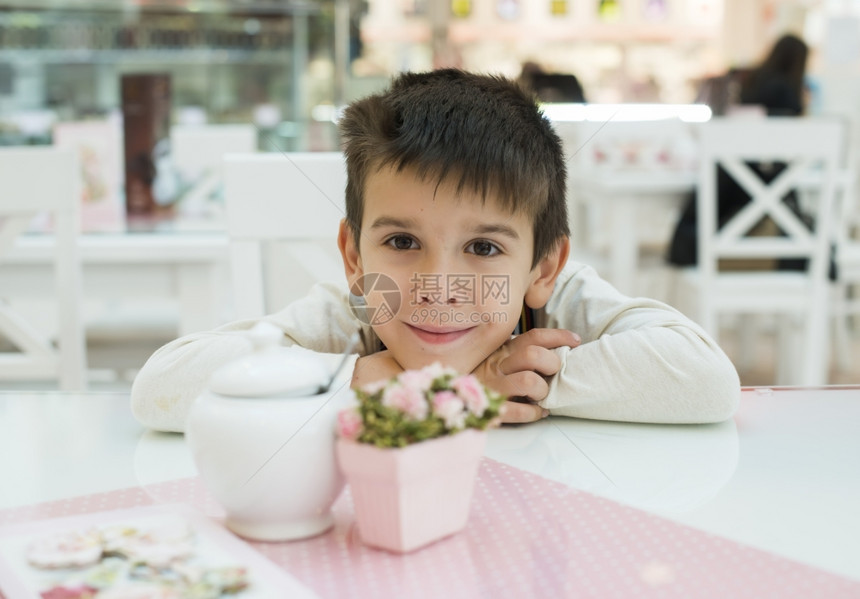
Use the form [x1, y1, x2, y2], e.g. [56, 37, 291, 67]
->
[343, 164, 544, 374]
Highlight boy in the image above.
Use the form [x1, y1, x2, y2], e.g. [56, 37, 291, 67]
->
[131, 69, 739, 433]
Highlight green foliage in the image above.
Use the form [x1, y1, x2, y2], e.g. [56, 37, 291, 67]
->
[349, 369, 504, 449]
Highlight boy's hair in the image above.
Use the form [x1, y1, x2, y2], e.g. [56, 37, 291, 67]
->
[338, 69, 569, 268]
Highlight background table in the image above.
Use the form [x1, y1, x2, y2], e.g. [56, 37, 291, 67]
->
[4, 231, 230, 338]
[1, 386, 857, 583]
[568, 169, 694, 295]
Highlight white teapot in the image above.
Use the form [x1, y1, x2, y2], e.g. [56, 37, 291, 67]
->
[186, 322, 352, 541]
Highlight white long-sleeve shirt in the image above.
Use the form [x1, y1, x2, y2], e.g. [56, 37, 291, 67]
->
[130, 261, 740, 432]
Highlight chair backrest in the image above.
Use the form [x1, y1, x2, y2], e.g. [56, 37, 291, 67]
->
[223, 151, 347, 319]
[696, 118, 843, 283]
[0, 147, 87, 389]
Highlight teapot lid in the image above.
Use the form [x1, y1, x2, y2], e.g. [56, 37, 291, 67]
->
[208, 322, 329, 398]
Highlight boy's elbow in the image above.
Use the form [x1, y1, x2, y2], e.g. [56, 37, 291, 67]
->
[694, 354, 741, 423]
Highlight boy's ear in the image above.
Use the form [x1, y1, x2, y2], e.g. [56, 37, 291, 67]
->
[524, 236, 570, 309]
[337, 219, 364, 285]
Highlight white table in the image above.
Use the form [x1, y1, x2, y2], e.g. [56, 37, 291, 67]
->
[569, 168, 694, 295]
[3, 231, 230, 336]
[1, 386, 858, 581]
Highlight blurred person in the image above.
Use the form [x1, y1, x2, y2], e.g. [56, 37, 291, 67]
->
[519, 61, 586, 103]
[738, 33, 808, 116]
[694, 34, 808, 117]
[668, 33, 810, 267]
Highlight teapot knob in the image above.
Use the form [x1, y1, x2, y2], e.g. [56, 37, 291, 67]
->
[247, 321, 282, 351]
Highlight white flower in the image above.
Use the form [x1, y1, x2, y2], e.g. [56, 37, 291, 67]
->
[382, 383, 430, 421]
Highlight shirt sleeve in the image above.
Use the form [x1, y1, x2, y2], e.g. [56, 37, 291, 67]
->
[539, 262, 740, 423]
[130, 282, 370, 432]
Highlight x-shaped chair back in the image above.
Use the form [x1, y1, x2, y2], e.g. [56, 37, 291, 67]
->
[698, 118, 842, 282]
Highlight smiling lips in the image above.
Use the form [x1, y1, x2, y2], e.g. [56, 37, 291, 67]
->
[407, 324, 474, 345]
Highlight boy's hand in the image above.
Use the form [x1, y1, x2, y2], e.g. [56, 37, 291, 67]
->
[351, 350, 403, 390]
[472, 328, 581, 424]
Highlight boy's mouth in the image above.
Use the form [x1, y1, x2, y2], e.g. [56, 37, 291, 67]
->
[406, 323, 474, 345]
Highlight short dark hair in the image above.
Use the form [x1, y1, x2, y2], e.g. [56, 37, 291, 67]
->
[338, 69, 569, 268]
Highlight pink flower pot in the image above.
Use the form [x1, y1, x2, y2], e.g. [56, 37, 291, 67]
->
[335, 429, 487, 553]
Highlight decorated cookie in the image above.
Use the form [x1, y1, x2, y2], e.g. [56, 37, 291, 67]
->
[103, 521, 194, 568]
[26, 529, 102, 569]
[203, 566, 249, 594]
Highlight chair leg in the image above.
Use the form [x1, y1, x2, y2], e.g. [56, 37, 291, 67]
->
[801, 301, 831, 387]
[736, 314, 759, 372]
[666, 268, 695, 320]
[832, 284, 852, 372]
[775, 317, 799, 386]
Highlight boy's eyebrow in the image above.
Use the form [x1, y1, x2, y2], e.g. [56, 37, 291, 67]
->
[472, 223, 520, 240]
[369, 217, 520, 240]
[369, 216, 418, 230]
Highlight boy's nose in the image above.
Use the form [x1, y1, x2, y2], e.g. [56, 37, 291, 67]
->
[412, 274, 458, 306]
[417, 292, 457, 306]
[409, 252, 469, 305]
[410, 263, 460, 306]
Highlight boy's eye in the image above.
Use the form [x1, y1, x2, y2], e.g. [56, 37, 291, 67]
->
[386, 235, 418, 250]
[467, 240, 500, 257]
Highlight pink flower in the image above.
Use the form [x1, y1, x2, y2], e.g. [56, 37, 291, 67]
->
[336, 408, 363, 440]
[397, 367, 436, 392]
[452, 375, 488, 415]
[396, 362, 457, 391]
[432, 390, 466, 429]
[382, 383, 429, 421]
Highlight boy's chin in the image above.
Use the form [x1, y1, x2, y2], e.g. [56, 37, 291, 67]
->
[392, 352, 480, 376]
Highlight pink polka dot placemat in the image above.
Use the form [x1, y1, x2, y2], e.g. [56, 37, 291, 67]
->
[2, 458, 858, 598]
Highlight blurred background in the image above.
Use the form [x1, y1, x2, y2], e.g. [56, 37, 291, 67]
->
[2, 0, 859, 153]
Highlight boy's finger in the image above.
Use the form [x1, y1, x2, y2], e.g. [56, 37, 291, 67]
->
[494, 371, 549, 402]
[500, 400, 549, 424]
[500, 345, 561, 377]
[514, 328, 581, 351]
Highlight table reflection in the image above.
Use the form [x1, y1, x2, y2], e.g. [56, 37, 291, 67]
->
[485, 417, 738, 513]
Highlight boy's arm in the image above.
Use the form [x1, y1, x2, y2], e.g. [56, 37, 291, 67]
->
[130, 282, 370, 433]
[537, 263, 740, 424]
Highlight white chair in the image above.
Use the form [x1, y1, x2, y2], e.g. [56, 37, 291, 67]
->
[677, 118, 844, 386]
[223, 152, 347, 319]
[0, 147, 87, 389]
